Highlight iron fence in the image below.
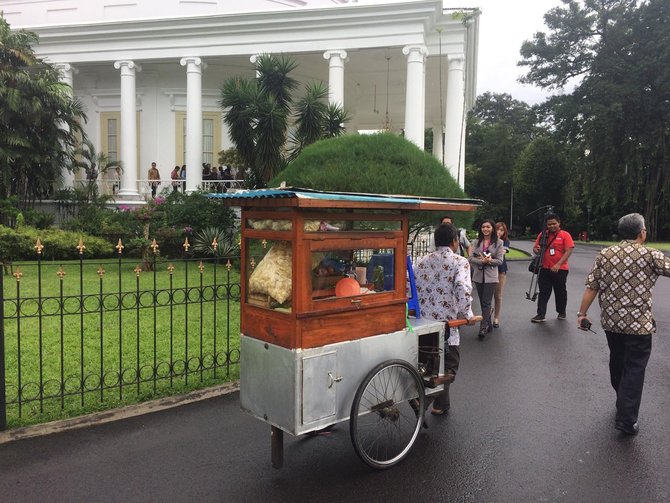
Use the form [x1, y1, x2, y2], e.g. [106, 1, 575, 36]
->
[0, 237, 241, 430]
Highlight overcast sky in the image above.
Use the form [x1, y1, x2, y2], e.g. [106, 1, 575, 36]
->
[459, 0, 566, 105]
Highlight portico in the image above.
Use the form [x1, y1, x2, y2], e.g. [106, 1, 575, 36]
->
[3, 0, 479, 195]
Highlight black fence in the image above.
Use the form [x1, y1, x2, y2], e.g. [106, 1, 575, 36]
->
[0, 238, 241, 430]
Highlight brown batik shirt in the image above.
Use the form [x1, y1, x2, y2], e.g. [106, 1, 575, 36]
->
[585, 240, 670, 335]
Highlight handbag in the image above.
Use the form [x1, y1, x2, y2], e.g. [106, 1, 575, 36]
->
[528, 254, 541, 272]
[528, 232, 558, 272]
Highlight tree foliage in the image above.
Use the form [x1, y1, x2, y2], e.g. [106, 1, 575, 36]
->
[464, 92, 538, 230]
[219, 53, 349, 187]
[519, 0, 670, 239]
[269, 132, 473, 230]
[0, 15, 86, 216]
[71, 139, 122, 201]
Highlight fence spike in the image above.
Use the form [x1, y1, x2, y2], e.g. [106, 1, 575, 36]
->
[183, 237, 191, 252]
[226, 259, 232, 271]
[212, 238, 218, 251]
[116, 238, 125, 254]
[97, 265, 105, 278]
[34, 238, 44, 255]
[261, 239, 267, 249]
[76, 238, 86, 255]
[167, 263, 175, 275]
[13, 266, 23, 282]
[151, 238, 160, 254]
[56, 266, 65, 280]
[134, 265, 142, 277]
[198, 261, 205, 274]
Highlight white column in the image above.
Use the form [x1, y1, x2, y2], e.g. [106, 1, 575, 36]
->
[459, 114, 467, 185]
[402, 45, 427, 149]
[114, 60, 141, 198]
[54, 63, 78, 189]
[250, 54, 262, 78]
[421, 57, 426, 146]
[432, 127, 443, 163]
[180, 57, 204, 193]
[444, 54, 465, 188]
[323, 50, 347, 107]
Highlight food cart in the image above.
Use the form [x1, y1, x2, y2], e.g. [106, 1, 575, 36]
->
[211, 188, 479, 469]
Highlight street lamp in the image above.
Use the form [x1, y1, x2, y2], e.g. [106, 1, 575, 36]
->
[503, 180, 513, 231]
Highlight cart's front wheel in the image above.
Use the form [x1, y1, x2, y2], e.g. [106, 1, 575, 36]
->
[349, 359, 425, 469]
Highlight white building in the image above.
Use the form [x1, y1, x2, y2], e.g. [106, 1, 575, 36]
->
[2, 0, 479, 198]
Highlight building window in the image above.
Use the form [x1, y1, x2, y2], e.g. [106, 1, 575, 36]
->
[107, 119, 118, 162]
[176, 112, 221, 167]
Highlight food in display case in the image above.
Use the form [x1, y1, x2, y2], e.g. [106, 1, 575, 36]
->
[248, 241, 292, 309]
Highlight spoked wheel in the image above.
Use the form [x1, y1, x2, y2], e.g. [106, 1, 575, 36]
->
[349, 359, 425, 469]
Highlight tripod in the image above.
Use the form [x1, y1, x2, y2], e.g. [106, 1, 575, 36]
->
[526, 206, 554, 302]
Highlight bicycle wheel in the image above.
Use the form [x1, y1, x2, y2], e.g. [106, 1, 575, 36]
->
[349, 359, 425, 469]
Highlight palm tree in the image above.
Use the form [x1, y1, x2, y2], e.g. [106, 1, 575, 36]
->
[71, 139, 122, 200]
[0, 14, 86, 215]
[219, 53, 349, 186]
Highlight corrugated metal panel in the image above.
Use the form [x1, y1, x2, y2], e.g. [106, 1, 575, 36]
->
[208, 187, 481, 206]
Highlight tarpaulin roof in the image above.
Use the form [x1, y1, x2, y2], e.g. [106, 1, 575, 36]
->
[208, 187, 481, 212]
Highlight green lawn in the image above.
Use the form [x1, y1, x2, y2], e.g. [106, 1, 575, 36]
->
[506, 248, 528, 260]
[2, 257, 242, 428]
[587, 240, 670, 251]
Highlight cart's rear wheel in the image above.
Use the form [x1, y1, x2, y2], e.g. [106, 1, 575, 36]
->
[349, 359, 425, 469]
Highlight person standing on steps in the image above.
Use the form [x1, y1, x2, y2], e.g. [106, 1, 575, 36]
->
[414, 223, 477, 416]
[531, 212, 574, 323]
[148, 161, 161, 198]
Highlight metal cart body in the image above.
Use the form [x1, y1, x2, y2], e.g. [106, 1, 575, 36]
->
[240, 318, 445, 436]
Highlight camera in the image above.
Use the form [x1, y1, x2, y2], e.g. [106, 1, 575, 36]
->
[579, 318, 592, 330]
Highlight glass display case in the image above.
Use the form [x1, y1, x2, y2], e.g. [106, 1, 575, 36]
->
[241, 209, 408, 349]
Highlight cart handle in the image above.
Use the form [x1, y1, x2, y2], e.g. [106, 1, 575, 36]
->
[446, 315, 483, 328]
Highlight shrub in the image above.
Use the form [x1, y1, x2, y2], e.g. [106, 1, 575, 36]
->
[0, 225, 114, 262]
[192, 226, 239, 258]
[270, 132, 475, 230]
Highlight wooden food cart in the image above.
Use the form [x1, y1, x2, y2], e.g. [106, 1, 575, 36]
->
[212, 188, 479, 469]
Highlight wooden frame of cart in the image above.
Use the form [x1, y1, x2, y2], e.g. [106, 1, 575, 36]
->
[211, 188, 479, 469]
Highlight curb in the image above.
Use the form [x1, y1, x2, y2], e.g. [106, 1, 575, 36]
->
[0, 381, 239, 445]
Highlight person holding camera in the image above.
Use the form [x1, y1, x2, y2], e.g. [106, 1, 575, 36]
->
[531, 213, 574, 323]
[577, 213, 670, 435]
[469, 219, 505, 338]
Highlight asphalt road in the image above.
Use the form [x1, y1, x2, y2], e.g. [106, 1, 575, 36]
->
[1, 242, 669, 502]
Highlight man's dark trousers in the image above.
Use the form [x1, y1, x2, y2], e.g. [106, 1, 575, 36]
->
[605, 331, 652, 426]
[537, 268, 568, 316]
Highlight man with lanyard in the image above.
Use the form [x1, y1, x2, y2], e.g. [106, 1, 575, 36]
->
[531, 212, 574, 323]
[414, 223, 477, 415]
[577, 213, 670, 435]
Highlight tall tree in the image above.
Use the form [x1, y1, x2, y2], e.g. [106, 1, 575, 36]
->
[0, 15, 86, 215]
[519, 0, 670, 239]
[219, 53, 349, 187]
[465, 92, 537, 228]
[513, 136, 568, 232]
